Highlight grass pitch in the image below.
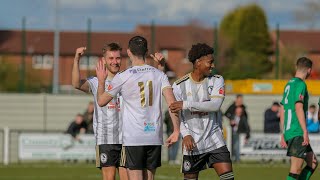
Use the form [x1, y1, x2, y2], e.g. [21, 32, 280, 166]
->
[0, 162, 319, 179]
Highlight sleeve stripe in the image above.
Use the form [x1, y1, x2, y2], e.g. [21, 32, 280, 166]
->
[106, 92, 115, 98]
[210, 95, 224, 98]
[162, 86, 172, 92]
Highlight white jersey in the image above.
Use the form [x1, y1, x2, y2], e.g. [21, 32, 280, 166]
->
[87, 77, 122, 145]
[107, 64, 171, 146]
[172, 73, 226, 155]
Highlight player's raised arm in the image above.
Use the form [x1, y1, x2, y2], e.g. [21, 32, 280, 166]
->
[95, 59, 113, 107]
[150, 52, 165, 71]
[72, 47, 90, 93]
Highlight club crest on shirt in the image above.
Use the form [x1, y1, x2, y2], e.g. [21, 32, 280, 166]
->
[299, 94, 304, 101]
[100, 153, 108, 164]
[183, 160, 191, 171]
[187, 92, 192, 96]
[106, 84, 113, 91]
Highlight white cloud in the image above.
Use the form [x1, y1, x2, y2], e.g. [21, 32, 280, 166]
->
[43, 0, 308, 30]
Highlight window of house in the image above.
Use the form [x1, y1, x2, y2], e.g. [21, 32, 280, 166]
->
[160, 49, 168, 60]
[32, 55, 53, 69]
[79, 56, 99, 70]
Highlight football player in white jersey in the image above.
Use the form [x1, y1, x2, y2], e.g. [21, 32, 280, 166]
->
[72, 43, 128, 180]
[96, 36, 180, 180]
[170, 43, 234, 180]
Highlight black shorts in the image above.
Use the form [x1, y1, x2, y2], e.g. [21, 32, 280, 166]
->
[95, 144, 123, 168]
[181, 146, 231, 174]
[121, 145, 161, 170]
[286, 136, 313, 159]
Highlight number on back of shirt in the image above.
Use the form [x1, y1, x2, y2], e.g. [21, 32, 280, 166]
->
[138, 81, 153, 107]
[284, 85, 292, 130]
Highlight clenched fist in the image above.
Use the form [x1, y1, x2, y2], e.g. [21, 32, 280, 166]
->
[75, 47, 86, 60]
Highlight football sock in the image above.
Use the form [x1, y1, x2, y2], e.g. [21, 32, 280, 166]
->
[220, 171, 234, 180]
[299, 166, 314, 180]
[287, 173, 299, 180]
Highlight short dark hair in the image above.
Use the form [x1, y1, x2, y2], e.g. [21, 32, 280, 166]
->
[310, 104, 316, 109]
[188, 43, 214, 64]
[102, 42, 122, 56]
[236, 94, 243, 99]
[296, 57, 312, 70]
[76, 113, 83, 117]
[128, 36, 148, 57]
[272, 101, 280, 106]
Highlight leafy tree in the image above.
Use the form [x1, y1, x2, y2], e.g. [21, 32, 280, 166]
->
[219, 4, 272, 79]
[0, 56, 49, 93]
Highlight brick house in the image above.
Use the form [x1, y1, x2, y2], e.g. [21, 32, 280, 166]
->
[0, 25, 319, 92]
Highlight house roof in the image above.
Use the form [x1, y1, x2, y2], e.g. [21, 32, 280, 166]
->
[270, 30, 320, 52]
[0, 30, 133, 55]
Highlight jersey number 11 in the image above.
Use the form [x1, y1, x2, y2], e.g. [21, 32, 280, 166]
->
[138, 81, 153, 107]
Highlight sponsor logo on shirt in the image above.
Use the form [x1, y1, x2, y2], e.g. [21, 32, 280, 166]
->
[144, 122, 156, 132]
[129, 69, 137, 74]
[137, 67, 155, 72]
[107, 97, 120, 111]
[190, 111, 208, 116]
[187, 92, 192, 96]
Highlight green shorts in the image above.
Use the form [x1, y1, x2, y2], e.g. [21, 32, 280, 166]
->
[286, 136, 313, 159]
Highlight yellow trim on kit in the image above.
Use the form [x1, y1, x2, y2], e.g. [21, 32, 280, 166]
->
[189, 73, 205, 84]
[95, 145, 100, 168]
[209, 95, 224, 98]
[120, 146, 126, 167]
[106, 92, 115, 98]
[175, 74, 190, 85]
[162, 86, 172, 92]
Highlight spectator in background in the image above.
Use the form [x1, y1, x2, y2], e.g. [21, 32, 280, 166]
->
[230, 106, 250, 162]
[83, 101, 94, 134]
[66, 113, 87, 140]
[164, 110, 180, 165]
[225, 94, 248, 121]
[264, 102, 280, 133]
[307, 104, 319, 133]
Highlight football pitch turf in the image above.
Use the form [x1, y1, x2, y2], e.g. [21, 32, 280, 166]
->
[0, 162, 319, 179]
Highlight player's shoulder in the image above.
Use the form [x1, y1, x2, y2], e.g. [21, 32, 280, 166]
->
[114, 67, 134, 78]
[118, 69, 127, 74]
[213, 74, 223, 78]
[151, 66, 166, 75]
[209, 74, 224, 83]
[291, 78, 307, 89]
[174, 73, 190, 85]
[87, 76, 98, 83]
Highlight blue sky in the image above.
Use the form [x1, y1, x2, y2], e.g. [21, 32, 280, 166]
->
[0, 0, 314, 32]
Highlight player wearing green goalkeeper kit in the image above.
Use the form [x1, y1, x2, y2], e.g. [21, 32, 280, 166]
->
[280, 57, 318, 180]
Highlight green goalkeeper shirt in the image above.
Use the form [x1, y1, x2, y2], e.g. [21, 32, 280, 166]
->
[281, 77, 309, 141]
